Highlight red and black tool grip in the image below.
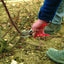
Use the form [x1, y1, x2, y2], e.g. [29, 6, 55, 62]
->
[32, 23, 50, 38]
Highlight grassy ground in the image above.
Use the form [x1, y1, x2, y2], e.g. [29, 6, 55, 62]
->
[0, 0, 64, 64]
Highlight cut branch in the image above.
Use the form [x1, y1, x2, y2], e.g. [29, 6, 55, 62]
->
[1, 0, 22, 35]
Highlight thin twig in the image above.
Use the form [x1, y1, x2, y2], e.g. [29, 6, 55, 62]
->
[2, 27, 12, 38]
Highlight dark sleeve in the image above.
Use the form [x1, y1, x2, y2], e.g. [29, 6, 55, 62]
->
[38, 0, 62, 23]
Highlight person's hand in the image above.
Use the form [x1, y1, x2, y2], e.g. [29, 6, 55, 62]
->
[32, 19, 47, 38]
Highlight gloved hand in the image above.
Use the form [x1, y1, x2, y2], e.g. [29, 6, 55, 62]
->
[32, 19, 50, 38]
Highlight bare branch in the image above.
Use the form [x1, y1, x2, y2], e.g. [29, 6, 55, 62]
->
[1, 0, 22, 35]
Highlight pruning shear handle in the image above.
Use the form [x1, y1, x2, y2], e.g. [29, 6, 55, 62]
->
[32, 23, 50, 38]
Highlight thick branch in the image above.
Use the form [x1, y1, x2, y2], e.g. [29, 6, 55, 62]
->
[1, 0, 22, 35]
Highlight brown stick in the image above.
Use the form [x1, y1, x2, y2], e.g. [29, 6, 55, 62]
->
[2, 27, 12, 38]
[1, 0, 22, 35]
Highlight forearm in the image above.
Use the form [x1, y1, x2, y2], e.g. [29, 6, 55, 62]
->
[38, 0, 62, 23]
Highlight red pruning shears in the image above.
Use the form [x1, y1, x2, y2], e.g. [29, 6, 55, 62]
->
[32, 23, 50, 38]
[22, 23, 50, 38]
